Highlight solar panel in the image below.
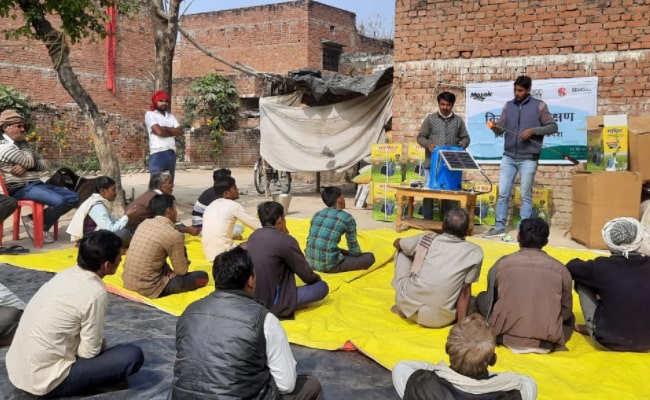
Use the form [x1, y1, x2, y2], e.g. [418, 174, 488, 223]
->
[439, 150, 481, 171]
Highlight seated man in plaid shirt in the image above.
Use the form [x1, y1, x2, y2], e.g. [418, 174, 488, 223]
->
[305, 186, 375, 273]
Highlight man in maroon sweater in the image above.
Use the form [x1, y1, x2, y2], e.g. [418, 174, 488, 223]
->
[246, 201, 329, 319]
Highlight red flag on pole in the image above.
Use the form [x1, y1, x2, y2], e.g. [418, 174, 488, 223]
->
[105, 4, 117, 95]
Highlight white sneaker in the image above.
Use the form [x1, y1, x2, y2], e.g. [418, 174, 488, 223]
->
[43, 231, 55, 244]
[21, 216, 34, 240]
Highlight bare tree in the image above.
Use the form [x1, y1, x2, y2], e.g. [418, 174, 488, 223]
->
[149, 0, 182, 96]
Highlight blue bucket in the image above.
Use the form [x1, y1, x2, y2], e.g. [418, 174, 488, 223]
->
[428, 146, 463, 191]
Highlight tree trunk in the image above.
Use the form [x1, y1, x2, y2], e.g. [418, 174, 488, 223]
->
[18, 1, 126, 209]
[150, 0, 181, 103]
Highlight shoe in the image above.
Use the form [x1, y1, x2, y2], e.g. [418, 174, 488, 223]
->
[43, 231, 55, 244]
[574, 324, 589, 335]
[21, 216, 34, 241]
[482, 227, 505, 238]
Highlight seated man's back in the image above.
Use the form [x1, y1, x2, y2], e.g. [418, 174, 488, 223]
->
[393, 314, 537, 400]
[123, 194, 208, 298]
[305, 186, 374, 273]
[247, 201, 329, 318]
[6, 231, 144, 398]
[567, 217, 650, 352]
[201, 177, 260, 262]
[171, 247, 321, 400]
[477, 218, 574, 353]
[392, 209, 483, 328]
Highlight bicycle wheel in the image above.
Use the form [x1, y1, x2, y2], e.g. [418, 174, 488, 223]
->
[253, 158, 266, 194]
[278, 171, 292, 194]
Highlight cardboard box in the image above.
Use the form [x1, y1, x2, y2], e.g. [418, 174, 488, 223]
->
[462, 183, 498, 225]
[372, 182, 400, 221]
[627, 116, 650, 181]
[371, 143, 403, 183]
[585, 115, 628, 172]
[512, 186, 552, 227]
[405, 142, 426, 183]
[571, 171, 642, 249]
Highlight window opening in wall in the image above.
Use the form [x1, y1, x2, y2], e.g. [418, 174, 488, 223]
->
[322, 41, 343, 72]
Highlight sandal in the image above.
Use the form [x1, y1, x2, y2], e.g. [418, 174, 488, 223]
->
[0, 245, 30, 255]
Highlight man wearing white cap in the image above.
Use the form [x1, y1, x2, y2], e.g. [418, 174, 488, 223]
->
[567, 217, 650, 352]
[0, 109, 79, 243]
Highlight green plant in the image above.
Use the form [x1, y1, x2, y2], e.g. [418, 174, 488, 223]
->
[183, 73, 239, 161]
[0, 84, 32, 130]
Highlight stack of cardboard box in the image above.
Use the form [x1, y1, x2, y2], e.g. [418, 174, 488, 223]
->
[572, 115, 644, 249]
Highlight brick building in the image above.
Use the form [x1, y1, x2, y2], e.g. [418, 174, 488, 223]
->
[174, 0, 393, 167]
[0, 6, 155, 168]
[175, 0, 391, 79]
[392, 0, 650, 228]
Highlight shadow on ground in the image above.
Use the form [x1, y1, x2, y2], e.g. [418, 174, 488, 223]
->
[0, 265, 399, 399]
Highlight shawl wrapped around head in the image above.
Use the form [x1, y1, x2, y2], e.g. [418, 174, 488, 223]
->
[601, 217, 650, 258]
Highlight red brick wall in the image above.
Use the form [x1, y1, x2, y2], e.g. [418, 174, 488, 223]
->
[393, 0, 650, 229]
[0, 5, 155, 165]
[175, 0, 392, 80]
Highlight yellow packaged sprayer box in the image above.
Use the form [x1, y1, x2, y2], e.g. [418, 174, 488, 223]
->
[371, 143, 403, 183]
[512, 186, 552, 227]
[586, 115, 628, 172]
[405, 142, 426, 183]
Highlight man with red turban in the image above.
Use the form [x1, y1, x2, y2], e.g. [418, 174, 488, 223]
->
[145, 90, 183, 179]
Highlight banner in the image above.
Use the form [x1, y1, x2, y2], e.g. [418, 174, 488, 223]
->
[465, 77, 598, 164]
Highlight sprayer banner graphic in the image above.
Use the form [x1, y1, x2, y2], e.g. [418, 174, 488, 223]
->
[466, 77, 597, 164]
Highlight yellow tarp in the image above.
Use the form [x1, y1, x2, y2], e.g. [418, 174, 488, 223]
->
[2, 220, 649, 399]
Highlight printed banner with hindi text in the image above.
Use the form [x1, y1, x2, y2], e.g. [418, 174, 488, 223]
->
[465, 77, 598, 164]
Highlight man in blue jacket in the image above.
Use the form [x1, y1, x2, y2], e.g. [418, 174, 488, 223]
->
[483, 76, 557, 238]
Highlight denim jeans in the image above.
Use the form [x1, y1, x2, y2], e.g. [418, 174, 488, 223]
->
[12, 182, 79, 231]
[494, 155, 538, 231]
[45, 344, 144, 398]
[148, 149, 176, 179]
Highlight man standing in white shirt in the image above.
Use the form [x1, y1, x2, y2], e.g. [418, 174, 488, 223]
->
[170, 246, 322, 399]
[5, 230, 144, 398]
[145, 90, 183, 179]
[201, 176, 261, 262]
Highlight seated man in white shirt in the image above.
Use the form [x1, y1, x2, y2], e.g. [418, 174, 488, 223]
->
[0, 281, 25, 346]
[6, 230, 144, 398]
[66, 176, 137, 247]
[392, 314, 537, 400]
[201, 176, 260, 262]
[170, 246, 321, 399]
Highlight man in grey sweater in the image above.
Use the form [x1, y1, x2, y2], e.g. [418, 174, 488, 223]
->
[417, 91, 470, 219]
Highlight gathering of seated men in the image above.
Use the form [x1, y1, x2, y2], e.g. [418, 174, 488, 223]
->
[2, 108, 650, 398]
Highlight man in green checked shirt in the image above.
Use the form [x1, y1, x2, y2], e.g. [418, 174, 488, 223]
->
[305, 186, 375, 273]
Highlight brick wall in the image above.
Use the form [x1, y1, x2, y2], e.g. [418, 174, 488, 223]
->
[0, 5, 155, 165]
[393, 0, 650, 229]
[175, 0, 392, 79]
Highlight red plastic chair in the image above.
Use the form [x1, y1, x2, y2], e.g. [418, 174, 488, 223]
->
[0, 174, 58, 248]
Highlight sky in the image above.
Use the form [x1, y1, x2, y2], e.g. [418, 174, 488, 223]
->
[182, 0, 395, 37]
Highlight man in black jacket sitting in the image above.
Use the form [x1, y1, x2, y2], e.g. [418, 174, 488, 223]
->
[170, 246, 322, 400]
